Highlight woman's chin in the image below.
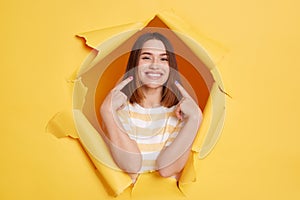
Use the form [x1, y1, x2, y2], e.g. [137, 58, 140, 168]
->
[142, 82, 164, 89]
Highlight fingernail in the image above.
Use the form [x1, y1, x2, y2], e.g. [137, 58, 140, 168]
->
[129, 76, 133, 80]
[175, 80, 178, 84]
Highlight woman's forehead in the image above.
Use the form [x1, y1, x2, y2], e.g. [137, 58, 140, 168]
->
[141, 39, 166, 53]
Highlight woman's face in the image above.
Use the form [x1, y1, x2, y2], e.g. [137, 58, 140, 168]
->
[137, 39, 170, 89]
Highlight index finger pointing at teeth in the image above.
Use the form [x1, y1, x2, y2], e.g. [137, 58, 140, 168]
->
[175, 81, 191, 98]
[114, 76, 133, 91]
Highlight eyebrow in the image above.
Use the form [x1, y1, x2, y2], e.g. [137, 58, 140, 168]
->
[140, 52, 168, 56]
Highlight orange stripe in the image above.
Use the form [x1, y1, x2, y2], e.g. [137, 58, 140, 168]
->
[141, 159, 156, 167]
[133, 125, 179, 136]
[138, 142, 165, 152]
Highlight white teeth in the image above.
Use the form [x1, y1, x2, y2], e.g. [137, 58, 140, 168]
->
[147, 73, 161, 77]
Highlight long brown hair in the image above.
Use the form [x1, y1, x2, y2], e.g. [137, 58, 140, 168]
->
[122, 32, 182, 108]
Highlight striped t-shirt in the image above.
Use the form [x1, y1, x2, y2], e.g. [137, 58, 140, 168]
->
[117, 102, 183, 173]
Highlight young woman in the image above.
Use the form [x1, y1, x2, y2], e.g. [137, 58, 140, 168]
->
[100, 32, 202, 181]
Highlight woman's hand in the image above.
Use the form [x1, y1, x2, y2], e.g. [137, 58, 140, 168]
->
[101, 76, 133, 114]
[174, 81, 202, 121]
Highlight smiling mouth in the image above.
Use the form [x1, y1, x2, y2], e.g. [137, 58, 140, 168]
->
[145, 72, 163, 79]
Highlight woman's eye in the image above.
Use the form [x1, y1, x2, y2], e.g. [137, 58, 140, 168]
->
[161, 57, 168, 61]
[141, 56, 151, 60]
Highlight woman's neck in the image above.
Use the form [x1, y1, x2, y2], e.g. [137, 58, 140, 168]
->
[140, 86, 163, 108]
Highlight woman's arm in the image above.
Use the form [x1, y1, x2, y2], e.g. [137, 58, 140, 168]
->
[100, 77, 142, 174]
[156, 81, 202, 177]
[156, 115, 201, 177]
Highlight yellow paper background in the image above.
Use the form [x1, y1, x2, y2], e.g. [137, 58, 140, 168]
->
[1, 0, 300, 199]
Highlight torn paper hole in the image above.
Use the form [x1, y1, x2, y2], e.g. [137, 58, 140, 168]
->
[47, 12, 226, 196]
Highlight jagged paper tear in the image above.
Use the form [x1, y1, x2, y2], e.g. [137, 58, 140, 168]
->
[46, 10, 227, 196]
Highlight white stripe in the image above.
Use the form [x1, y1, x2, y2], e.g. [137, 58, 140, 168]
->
[128, 131, 180, 143]
[134, 133, 170, 144]
[129, 117, 178, 128]
[141, 151, 160, 160]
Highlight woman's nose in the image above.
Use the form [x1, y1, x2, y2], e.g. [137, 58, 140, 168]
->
[149, 63, 159, 69]
[149, 58, 159, 69]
